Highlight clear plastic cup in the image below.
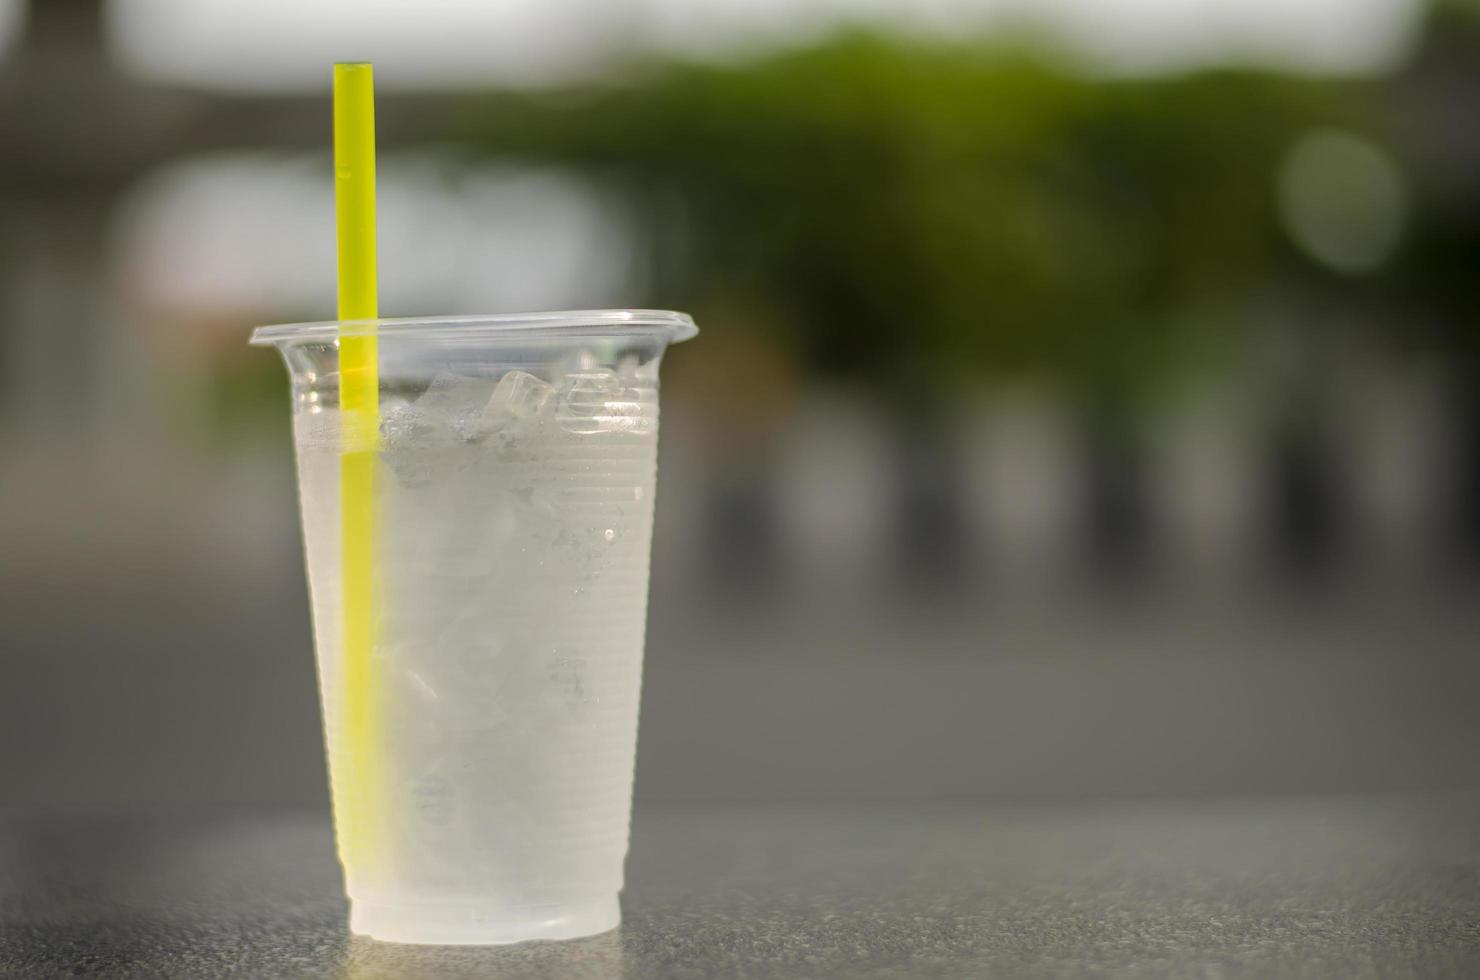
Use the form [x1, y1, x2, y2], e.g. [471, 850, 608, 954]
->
[251, 310, 697, 944]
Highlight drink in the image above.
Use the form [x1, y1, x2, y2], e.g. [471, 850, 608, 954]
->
[253, 311, 697, 944]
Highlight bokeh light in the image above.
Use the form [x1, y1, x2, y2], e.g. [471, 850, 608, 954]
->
[1277, 128, 1407, 274]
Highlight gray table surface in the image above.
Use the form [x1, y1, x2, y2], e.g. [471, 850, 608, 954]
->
[3, 797, 1479, 978]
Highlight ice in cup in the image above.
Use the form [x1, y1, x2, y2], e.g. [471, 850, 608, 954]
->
[252, 310, 697, 944]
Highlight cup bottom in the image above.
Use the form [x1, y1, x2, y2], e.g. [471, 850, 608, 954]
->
[349, 894, 620, 945]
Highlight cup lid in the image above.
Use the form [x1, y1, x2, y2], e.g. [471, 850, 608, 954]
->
[250, 309, 698, 346]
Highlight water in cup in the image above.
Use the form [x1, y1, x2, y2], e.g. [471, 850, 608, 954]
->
[257, 313, 695, 943]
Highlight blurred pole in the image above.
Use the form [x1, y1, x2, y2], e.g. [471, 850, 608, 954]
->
[703, 457, 783, 600]
[1267, 411, 1346, 578]
[1389, 4, 1480, 575]
[26, 0, 105, 47]
[1256, 306, 1350, 584]
[0, 1, 123, 439]
[1441, 352, 1480, 572]
[675, 323, 798, 602]
[889, 414, 969, 596]
[1079, 394, 1154, 586]
[0, 202, 111, 437]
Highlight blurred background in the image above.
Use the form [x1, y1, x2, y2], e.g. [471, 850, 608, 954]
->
[2, 0, 1478, 806]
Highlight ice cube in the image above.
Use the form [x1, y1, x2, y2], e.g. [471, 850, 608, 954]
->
[617, 353, 659, 384]
[416, 372, 500, 443]
[555, 369, 653, 435]
[379, 401, 436, 446]
[555, 370, 619, 435]
[378, 402, 450, 487]
[479, 370, 554, 437]
[596, 389, 655, 435]
[379, 373, 509, 484]
[501, 485, 564, 549]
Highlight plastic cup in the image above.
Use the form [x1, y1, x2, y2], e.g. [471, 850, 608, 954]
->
[251, 310, 697, 944]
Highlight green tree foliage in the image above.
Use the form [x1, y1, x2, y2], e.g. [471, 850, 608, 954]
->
[457, 33, 1355, 401]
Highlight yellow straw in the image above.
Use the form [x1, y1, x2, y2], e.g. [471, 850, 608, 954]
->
[334, 62, 380, 873]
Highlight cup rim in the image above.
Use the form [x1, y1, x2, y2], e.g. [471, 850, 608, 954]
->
[249, 309, 698, 346]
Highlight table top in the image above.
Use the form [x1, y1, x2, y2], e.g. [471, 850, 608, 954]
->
[3, 796, 1479, 978]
